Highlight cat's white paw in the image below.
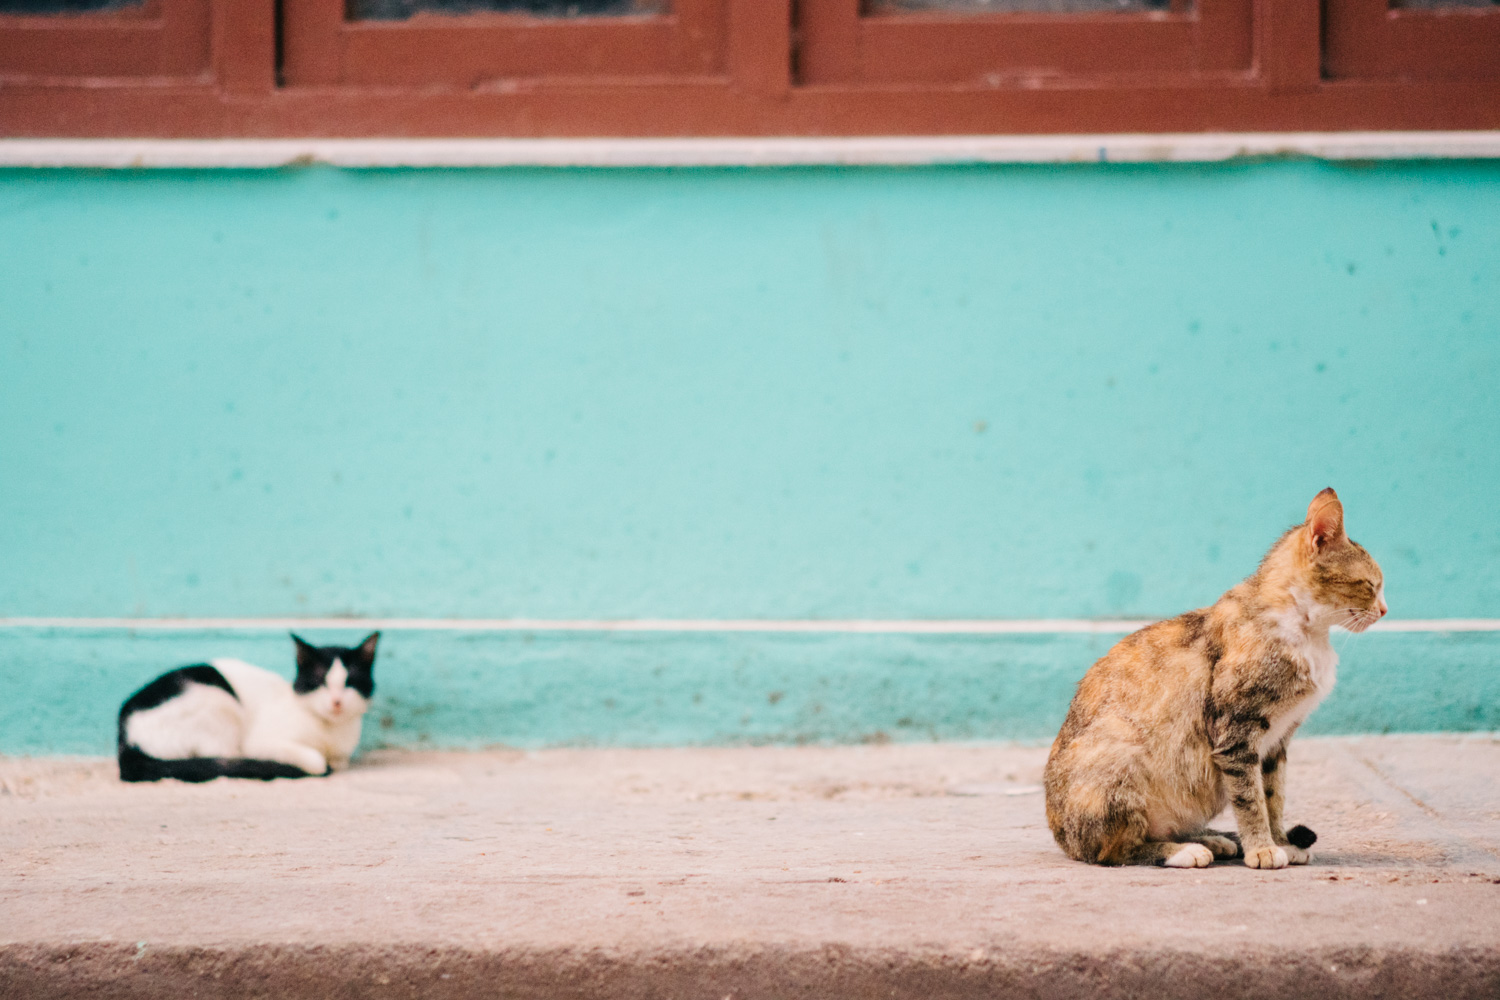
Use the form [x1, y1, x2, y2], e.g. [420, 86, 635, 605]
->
[1244, 845, 1289, 870]
[1199, 835, 1240, 859]
[270, 746, 327, 776]
[1280, 843, 1312, 865]
[1163, 843, 1214, 868]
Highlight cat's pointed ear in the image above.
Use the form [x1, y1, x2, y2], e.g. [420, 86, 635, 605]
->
[1305, 487, 1345, 553]
[353, 631, 380, 669]
[290, 633, 319, 670]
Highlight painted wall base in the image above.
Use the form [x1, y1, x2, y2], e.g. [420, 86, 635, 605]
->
[5, 627, 1495, 756]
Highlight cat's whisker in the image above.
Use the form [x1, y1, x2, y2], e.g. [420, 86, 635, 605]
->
[1330, 607, 1378, 635]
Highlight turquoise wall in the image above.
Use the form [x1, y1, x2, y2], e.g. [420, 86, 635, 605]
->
[2, 160, 1497, 751]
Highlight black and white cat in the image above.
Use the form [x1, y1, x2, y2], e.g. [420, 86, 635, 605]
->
[117, 632, 379, 783]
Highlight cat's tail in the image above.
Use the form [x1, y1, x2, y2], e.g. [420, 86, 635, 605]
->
[117, 745, 314, 783]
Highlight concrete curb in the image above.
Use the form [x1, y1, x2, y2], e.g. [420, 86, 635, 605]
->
[5, 942, 1499, 1000]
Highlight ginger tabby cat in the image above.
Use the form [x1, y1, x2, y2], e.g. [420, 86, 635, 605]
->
[1045, 488, 1386, 868]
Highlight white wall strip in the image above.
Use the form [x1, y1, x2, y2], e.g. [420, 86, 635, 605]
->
[2, 132, 1498, 169]
[0, 617, 1495, 634]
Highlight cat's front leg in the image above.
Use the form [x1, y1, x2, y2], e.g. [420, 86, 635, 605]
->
[244, 738, 328, 777]
[1261, 744, 1313, 864]
[1212, 719, 1285, 870]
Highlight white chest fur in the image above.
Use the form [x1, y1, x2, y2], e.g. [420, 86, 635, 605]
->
[1258, 622, 1339, 757]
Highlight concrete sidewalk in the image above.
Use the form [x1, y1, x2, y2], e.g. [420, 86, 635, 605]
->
[3, 735, 1499, 999]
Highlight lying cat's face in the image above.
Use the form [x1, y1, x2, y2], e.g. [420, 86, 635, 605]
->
[291, 632, 379, 723]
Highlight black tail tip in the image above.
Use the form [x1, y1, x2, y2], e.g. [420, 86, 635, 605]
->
[1287, 824, 1318, 850]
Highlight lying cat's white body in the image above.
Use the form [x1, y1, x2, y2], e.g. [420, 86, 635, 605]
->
[118, 633, 378, 782]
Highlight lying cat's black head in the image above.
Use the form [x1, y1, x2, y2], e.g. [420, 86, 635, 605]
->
[290, 632, 379, 721]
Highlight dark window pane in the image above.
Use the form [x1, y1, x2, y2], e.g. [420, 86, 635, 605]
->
[347, 0, 667, 18]
[0, 0, 142, 11]
[866, 0, 1173, 11]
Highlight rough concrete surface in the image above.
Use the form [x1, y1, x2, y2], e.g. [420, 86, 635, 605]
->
[2, 735, 1499, 999]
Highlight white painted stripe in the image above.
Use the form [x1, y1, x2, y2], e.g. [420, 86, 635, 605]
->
[1362, 619, 1500, 633]
[0, 617, 1152, 634]
[1, 133, 1498, 169]
[0, 617, 1495, 634]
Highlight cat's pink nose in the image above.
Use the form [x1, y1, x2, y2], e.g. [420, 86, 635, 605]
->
[1378, 601, 1388, 617]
